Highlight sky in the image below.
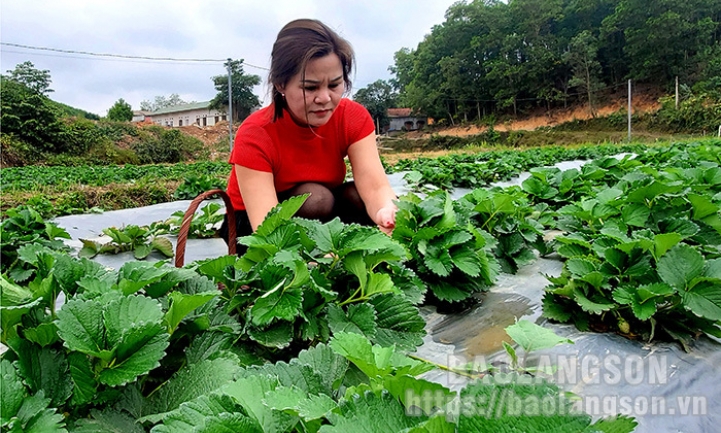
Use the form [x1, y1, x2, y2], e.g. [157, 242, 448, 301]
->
[1, 1, 458, 116]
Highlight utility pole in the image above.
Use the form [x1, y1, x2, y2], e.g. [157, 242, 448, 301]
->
[627, 79, 632, 142]
[227, 59, 234, 152]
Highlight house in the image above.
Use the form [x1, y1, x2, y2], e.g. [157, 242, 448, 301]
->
[386, 108, 427, 133]
[135, 101, 228, 127]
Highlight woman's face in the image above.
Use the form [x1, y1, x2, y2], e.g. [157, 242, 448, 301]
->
[280, 53, 345, 127]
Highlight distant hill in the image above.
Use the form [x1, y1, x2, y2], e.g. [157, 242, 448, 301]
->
[50, 99, 101, 120]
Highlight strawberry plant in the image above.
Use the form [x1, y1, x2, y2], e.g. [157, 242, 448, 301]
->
[392, 190, 500, 310]
[0, 206, 71, 277]
[460, 187, 552, 273]
[165, 202, 225, 239]
[0, 193, 640, 432]
[537, 141, 721, 349]
[79, 225, 174, 260]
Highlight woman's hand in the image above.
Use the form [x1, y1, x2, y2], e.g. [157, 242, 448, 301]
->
[375, 205, 397, 235]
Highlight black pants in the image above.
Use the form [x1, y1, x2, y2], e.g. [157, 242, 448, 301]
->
[219, 181, 374, 256]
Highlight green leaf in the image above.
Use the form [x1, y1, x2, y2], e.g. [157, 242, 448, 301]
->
[704, 258, 721, 280]
[164, 291, 218, 334]
[450, 248, 482, 277]
[11, 340, 72, 407]
[152, 237, 175, 257]
[424, 248, 454, 277]
[12, 392, 67, 433]
[682, 281, 721, 321]
[223, 374, 295, 433]
[573, 289, 615, 315]
[368, 294, 426, 351]
[318, 390, 425, 433]
[652, 233, 683, 259]
[103, 295, 164, 347]
[504, 320, 573, 353]
[248, 321, 294, 349]
[382, 375, 455, 415]
[256, 194, 309, 237]
[657, 245, 705, 290]
[72, 409, 145, 433]
[541, 293, 573, 323]
[636, 283, 675, 303]
[365, 272, 398, 297]
[297, 393, 340, 420]
[55, 298, 106, 357]
[68, 352, 97, 406]
[326, 303, 378, 338]
[621, 203, 650, 227]
[1, 359, 25, 423]
[116, 261, 173, 296]
[262, 384, 307, 412]
[251, 286, 303, 327]
[688, 193, 719, 220]
[329, 332, 390, 377]
[134, 243, 153, 260]
[566, 258, 597, 277]
[98, 332, 169, 387]
[22, 322, 59, 347]
[151, 393, 260, 433]
[1, 298, 41, 342]
[458, 380, 598, 432]
[295, 343, 350, 393]
[249, 361, 329, 395]
[1, 274, 34, 305]
[78, 238, 101, 259]
[584, 415, 638, 433]
[144, 356, 242, 422]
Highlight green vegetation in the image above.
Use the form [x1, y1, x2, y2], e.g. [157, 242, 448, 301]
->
[107, 98, 133, 122]
[0, 196, 638, 432]
[387, 0, 721, 123]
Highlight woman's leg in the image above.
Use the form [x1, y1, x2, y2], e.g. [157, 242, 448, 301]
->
[278, 182, 336, 222]
[332, 182, 375, 226]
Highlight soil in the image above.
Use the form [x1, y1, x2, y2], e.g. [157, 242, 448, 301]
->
[405, 89, 662, 139]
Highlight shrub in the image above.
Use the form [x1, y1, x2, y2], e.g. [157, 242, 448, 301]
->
[649, 94, 721, 133]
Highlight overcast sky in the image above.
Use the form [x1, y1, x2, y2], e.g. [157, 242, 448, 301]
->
[1, 1, 458, 116]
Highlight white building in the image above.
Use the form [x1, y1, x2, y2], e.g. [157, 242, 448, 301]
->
[140, 101, 228, 127]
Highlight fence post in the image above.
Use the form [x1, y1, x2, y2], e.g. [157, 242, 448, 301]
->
[627, 79, 632, 142]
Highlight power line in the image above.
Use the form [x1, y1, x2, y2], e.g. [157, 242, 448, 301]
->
[0, 42, 269, 70]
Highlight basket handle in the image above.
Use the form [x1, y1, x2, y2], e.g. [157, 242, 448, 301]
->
[175, 189, 236, 267]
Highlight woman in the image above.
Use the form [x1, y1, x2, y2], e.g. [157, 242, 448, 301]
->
[220, 18, 397, 254]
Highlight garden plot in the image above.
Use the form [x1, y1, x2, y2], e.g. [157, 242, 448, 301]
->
[43, 155, 721, 433]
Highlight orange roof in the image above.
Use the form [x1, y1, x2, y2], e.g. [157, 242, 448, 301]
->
[387, 108, 413, 117]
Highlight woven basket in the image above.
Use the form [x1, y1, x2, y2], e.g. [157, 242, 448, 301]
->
[174, 189, 236, 267]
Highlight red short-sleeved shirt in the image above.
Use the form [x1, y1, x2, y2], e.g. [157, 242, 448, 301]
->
[226, 98, 375, 211]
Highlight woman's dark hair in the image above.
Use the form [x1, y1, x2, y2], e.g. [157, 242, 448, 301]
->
[269, 19, 354, 121]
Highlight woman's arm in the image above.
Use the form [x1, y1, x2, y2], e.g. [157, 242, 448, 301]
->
[234, 164, 278, 231]
[347, 132, 397, 233]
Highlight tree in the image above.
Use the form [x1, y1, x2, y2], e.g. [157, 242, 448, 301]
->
[209, 59, 261, 123]
[140, 93, 190, 112]
[107, 98, 133, 122]
[353, 80, 397, 132]
[565, 30, 605, 117]
[6, 61, 53, 95]
[0, 75, 63, 151]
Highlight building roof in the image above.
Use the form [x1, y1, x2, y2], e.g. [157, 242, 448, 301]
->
[387, 108, 418, 117]
[151, 101, 213, 115]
